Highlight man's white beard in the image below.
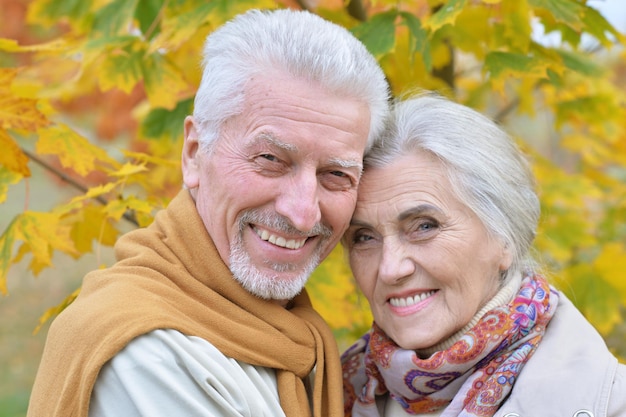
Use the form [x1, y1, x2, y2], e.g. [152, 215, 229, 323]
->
[229, 240, 320, 300]
[228, 210, 331, 301]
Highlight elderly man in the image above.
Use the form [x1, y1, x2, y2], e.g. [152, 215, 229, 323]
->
[27, 8, 389, 417]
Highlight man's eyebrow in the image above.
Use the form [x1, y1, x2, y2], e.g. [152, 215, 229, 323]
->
[253, 132, 297, 151]
[328, 157, 363, 170]
[252, 133, 362, 171]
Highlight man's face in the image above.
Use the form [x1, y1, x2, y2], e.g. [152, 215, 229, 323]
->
[183, 72, 371, 305]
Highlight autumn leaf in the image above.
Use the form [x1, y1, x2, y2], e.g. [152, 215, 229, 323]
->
[13, 212, 78, 269]
[66, 205, 119, 254]
[351, 10, 398, 57]
[594, 243, 626, 304]
[308, 245, 373, 347]
[92, 0, 139, 37]
[0, 130, 31, 177]
[141, 53, 190, 109]
[33, 286, 81, 334]
[0, 166, 23, 204]
[104, 195, 155, 221]
[427, 0, 468, 31]
[0, 221, 17, 295]
[36, 124, 118, 177]
[529, 0, 585, 30]
[563, 262, 622, 335]
[26, 0, 94, 31]
[148, 2, 216, 53]
[0, 68, 50, 132]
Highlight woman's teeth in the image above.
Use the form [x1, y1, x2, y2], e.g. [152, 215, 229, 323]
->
[389, 291, 436, 307]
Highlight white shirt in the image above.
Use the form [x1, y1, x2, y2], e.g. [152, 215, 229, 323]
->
[89, 329, 286, 417]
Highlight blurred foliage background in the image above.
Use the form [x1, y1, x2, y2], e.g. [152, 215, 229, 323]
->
[1, 0, 625, 415]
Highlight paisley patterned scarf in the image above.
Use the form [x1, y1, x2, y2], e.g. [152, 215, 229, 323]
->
[342, 274, 558, 416]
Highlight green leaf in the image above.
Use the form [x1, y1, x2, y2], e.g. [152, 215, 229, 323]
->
[484, 51, 547, 79]
[151, 2, 216, 51]
[351, 10, 398, 57]
[0, 219, 17, 295]
[529, 0, 584, 30]
[141, 52, 190, 109]
[556, 94, 618, 127]
[399, 11, 432, 71]
[92, 0, 139, 37]
[136, 0, 164, 38]
[95, 37, 146, 94]
[428, 0, 468, 31]
[141, 98, 193, 141]
[555, 49, 604, 77]
[27, 0, 93, 29]
[581, 5, 622, 46]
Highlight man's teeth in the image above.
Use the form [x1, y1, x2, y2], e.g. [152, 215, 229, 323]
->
[255, 228, 306, 249]
[389, 291, 436, 307]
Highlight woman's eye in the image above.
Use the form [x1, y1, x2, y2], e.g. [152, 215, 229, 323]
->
[418, 222, 436, 231]
[351, 231, 374, 245]
[409, 218, 439, 239]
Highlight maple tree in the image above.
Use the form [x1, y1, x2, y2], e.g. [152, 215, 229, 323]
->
[1, 0, 625, 354]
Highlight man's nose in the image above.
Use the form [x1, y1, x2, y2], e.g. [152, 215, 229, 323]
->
[274, 172, 322, 233]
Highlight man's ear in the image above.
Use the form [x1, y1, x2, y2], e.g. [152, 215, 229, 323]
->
[182, 116, 201, 190]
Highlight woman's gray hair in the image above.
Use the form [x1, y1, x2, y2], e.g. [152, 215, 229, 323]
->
[366, 92, 540, 280]
[192, 9, 390, 153]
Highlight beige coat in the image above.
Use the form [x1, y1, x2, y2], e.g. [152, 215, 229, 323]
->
[379, 293, 626, 417]
[495, 293, 626, 417]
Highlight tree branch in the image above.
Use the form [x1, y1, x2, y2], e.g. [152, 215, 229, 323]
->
[22, 148, 139, 227]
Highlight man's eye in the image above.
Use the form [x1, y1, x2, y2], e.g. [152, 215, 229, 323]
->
[260, 154, 279, 162]
[321, 170, 355, 191]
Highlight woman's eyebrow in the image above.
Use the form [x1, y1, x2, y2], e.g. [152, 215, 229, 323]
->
[398, 204, 441, 222]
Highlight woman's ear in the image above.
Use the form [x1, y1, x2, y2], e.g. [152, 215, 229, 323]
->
[499, 241, 514, 272]
[182, 116, 201, 190]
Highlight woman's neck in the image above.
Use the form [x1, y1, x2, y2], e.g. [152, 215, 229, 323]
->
[415, 271, 523, 358]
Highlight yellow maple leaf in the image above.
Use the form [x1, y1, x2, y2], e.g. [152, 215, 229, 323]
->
[14, 212, 78, 272]
[36, 124, 117, 176]
[109, 161, 148, 178]
[0, 68, 50, 132]
[65, 205, 119, 254]
[34, 286, 81, 334]
[0, 130, 31, 177]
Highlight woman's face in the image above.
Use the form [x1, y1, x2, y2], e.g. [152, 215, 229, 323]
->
[345, 151, 512, 350]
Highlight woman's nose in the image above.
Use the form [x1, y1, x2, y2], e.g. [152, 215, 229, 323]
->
[377, 237, 416, 285]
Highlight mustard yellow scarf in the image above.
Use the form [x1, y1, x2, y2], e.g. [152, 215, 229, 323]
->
[28, 190, 342, 417]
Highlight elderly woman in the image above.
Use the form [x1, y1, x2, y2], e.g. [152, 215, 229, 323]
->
[341, 93, 626, 417]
